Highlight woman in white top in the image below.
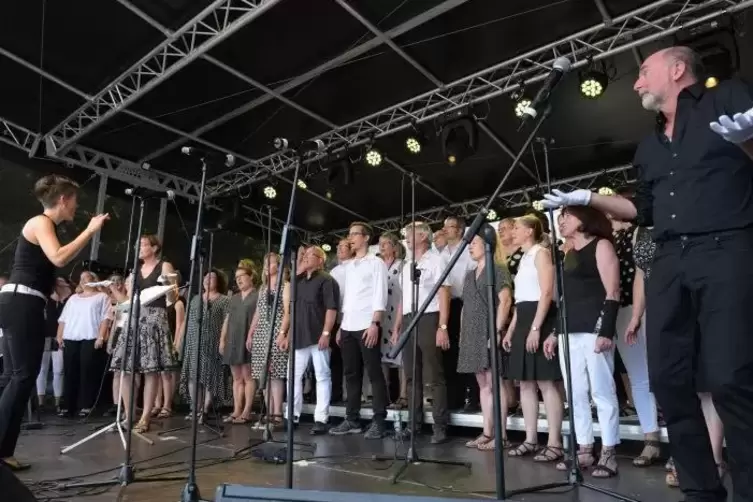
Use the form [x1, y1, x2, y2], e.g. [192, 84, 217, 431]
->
[56, 271, 110, 417]
[379, 233, 407, 408]
[502, 214, 563, 462]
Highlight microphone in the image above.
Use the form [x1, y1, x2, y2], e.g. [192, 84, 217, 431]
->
[180, 146, 236, 167]
[273, 138, 325, 154]
[520, 56, 572, 123]
[125, 187, 175, 200]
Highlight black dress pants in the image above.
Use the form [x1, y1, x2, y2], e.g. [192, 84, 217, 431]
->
[329, 322, 343, 403]
[0, 294, 46, 459]
[340, 329, 388, 423]
[62, 339, 99, 412]
[647, 229, 753, 502]
[402, 312, 449, 427]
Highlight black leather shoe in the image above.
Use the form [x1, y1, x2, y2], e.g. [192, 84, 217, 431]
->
[310, 421, 328, 435]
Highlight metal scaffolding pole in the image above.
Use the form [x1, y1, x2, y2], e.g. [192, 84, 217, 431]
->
[43, 0, 282, 154]
[140, 0, 472, 164]
[206, 0, 753, 196]
[383, 156, 456, 205]
[309, 164, 635, 239]
[89, 174, 109, 261]
[157, 198, 168, 244]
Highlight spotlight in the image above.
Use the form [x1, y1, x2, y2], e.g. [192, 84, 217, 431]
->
[532, 200, 544, 212]
[263, 185, 277, 199]
[297, 179, 307, 190]
[322, 243, 332, 252]
[486, 209, 498, 221]
[580, 70, 608, 99]
[325, 188, 334, 199]
[598, 186, 614, 196]
[514, 98, 532, 118]
[440, 117, 477, 167]
[406, 137, 421, 154]
[400, 227, 407, 237]
[365, 148, 382, 167]
[705, 76, 719, 88]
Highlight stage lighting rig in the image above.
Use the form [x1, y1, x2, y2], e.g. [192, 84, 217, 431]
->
[365, 147, 383, 167]
[405, 122, 428, 155]
[263, 185, 277, 199]
[705, 76, 719, 88]
[514, 97, 532, 118]
[580, 69, 609, 98]
[296, 179, 307, 190]
[325, 188, 334, 199]
[440, 116, 477, 167]
[598, 186, 615, 196]
[486, 209, 498, 221]
[321, 243, 332, 252]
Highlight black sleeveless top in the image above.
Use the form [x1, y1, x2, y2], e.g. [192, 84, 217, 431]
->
[562, 238, 605, 334]
[136, 260, 166, 308]
[9, 217, 57, 295]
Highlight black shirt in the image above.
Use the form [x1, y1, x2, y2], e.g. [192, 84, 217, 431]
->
[634, 79, 753, 241]
[562, 238, 606, 334]
[293, 270, 339, 350]
[9, 218, 58, 295]
[613, 226, 636, 307]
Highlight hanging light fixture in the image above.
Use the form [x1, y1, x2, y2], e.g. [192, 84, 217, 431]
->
[263, 185, 277, 199]
[365, 148, 382, 167]
[440, 117, 477, 166]
[579, 69, 609, 99]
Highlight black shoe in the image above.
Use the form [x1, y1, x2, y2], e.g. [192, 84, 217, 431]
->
[364, 421, 387, 440]
[310, 422, 328, 435]
[329, 419, 362, 435]
[430, 427, 448, 444]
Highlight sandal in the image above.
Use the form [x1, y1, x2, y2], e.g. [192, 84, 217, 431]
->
[533, 445, 565, 463]
[232, 416, 252, 424]
[478, 437, 509, 451]
[157, 408, 173, 419]
[633, 440, 662, 467]
[223, 415, 238, 424]
[133, 420, 150, 433]
[592, 449, 618, 478]
[556, 446, 595, 471]
[465, 434, 492, 448]
[508, 441, 538, 457]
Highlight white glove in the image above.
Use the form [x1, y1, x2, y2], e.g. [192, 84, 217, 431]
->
[539, 189, 593, 210]
[710, 110, 753, 144]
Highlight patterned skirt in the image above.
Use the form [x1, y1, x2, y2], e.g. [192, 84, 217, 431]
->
[109, 306, 178, 373]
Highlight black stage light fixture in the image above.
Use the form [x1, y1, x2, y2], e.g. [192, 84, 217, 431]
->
[405, 122, 427, 155]
[440, 117, 477, 166]
[514, 97, 532, 118]
[580, 69, 609, 99]
[365, 147, 383, 167]
[263, 184, 277, 200]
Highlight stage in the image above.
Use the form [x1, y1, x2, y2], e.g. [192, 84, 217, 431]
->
[12, 413, 699, 502]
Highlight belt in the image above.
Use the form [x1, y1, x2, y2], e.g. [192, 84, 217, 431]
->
[1, 283, 47, 302]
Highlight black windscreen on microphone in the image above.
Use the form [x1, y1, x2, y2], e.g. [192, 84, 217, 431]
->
[519, 56, 572, 124]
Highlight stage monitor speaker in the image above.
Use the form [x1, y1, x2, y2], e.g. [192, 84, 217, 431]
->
[0, 463, 38, 502]
[215, 484, 481, 502]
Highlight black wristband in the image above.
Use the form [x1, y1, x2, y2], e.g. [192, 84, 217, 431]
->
[596, 299, 619, 339]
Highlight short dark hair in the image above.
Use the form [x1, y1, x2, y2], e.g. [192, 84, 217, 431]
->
[562, 206, 613, 241]
[34, 175, 79, 209]
[349, 221, 373, 240]
[209, 268, 229, 295]
[141, 234, 162, 254]
[445, 215, 466, 228]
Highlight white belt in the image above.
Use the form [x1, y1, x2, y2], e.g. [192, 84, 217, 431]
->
[1, 283, 47, 302]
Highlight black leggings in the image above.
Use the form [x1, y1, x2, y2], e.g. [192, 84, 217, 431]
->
[0, 293, 46, 458]
[62, 340, 100, 412]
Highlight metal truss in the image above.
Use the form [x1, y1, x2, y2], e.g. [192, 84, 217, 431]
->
[208, 0, 753, 195]
[44, 0, 281, 154]
[309, 164, 635, 241]
[0, 114, 300, 238]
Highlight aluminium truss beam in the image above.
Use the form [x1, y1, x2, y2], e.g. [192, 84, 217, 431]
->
[141, 0, 472, 164]
[44, 0, 281, 154]
[309, 164, 635, 240]
[207, 0, 753, 196]
[0, 116, 37, 152]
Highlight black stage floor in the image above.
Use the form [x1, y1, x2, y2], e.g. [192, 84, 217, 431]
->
[11, 415, 719, 501]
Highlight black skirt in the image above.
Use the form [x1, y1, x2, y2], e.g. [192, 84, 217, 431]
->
[506, 301, 561, 381]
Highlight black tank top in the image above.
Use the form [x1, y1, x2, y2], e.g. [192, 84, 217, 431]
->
[135, 260, 166, 308]
[9, 217, 57, 295]
[562, 238, 605, 334]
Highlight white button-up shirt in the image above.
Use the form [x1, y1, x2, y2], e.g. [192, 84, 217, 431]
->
[340, 254, 388, 331]
[401, 249, 449, 315]
[439, 242, 476, 299]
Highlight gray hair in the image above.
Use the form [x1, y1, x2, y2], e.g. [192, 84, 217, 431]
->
[665, 46, 703, 80]
[404, 221, 432, 241]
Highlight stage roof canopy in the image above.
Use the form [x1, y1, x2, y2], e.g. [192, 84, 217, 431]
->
[1, 0, 751, 243]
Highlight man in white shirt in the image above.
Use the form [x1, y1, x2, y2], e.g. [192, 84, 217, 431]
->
[328, 238, 352, 404]
[329, 222, 389, 439]
[439, 216, 477, 411]
[391, 222, 451, 443]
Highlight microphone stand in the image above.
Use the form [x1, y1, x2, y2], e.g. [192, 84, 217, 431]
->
[384, 174, 469, 484]
[249, 153, 314, 485]
[60, 195, 182, 490]
[59, 193, 153, 455]
[505, 139, 639, 502]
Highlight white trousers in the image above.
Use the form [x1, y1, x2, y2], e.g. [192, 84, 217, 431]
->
[36, 349, 64, 397]
[293, 345, 331, 423]
[559, 333, 621, 447]
[615, 305, 659, 434]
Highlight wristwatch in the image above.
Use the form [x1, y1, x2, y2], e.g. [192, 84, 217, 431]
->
[322, 331, 331, 337]
[439, 324, 448, 331]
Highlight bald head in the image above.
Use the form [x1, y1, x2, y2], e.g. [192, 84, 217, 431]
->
[634, 46, 701, 113]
